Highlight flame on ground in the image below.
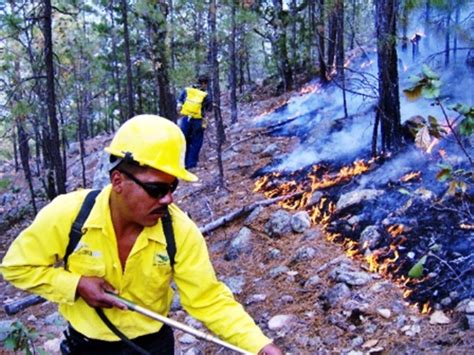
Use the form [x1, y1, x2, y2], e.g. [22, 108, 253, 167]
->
[253, 157, 436, 313]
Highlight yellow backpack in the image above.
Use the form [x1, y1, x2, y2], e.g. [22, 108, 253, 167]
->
[180, 87, 208, 119]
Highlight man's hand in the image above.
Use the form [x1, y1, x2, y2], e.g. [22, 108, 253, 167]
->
[258, 343, 283, 355]
[76, 276, 127, 310]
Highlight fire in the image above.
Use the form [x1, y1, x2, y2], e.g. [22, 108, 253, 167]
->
[388, 224, 405, 236]
[400, 171, 422, 183]
[421, 302, 432, 314]
[253, 158, 434, 314]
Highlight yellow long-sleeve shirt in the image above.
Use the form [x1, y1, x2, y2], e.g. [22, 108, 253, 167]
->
[0, 186, 271, 353]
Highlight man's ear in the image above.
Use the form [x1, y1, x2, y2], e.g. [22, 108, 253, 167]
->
[110, 170, 124, 193]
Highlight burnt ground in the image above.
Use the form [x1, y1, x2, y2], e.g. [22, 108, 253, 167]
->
[0, 82, 473, 354]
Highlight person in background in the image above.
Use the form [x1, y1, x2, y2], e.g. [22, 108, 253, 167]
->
[0, 115, 282, 355]
[178, 74, 212, 169]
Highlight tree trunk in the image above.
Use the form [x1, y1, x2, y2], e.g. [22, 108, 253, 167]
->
[272, 0, 293, 91]
[349, 0, 356, 50]
[318, 0, 328, 83]
[121, 0, 135, 119]
[453, 6, 460, 62]
[146, 2, 177, 122]
[445, 13, 451, 67]
[335, 0, 347, 117]
[12, 59, 37, 213]
[194, 7, 204, 75]
[208, 0, 225, 187]
[109, 1, 125, 126]
[327, 2, 337, 70]
[375, 0, 402, 153]
[43, 0, 66, 196]
[229, 0, 238, 124]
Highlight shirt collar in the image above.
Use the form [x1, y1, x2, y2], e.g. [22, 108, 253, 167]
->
[82, 185, 166, 245]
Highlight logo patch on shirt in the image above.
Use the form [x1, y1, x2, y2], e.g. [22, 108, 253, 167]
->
[154, 253, 170, 266]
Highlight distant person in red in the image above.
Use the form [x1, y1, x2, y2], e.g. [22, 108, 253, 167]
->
[178, 74, 212, 169]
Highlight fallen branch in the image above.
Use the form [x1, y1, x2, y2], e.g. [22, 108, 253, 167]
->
[199, 191, 303, 235]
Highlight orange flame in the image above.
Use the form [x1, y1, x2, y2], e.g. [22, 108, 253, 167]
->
[421, 302, 432, 314]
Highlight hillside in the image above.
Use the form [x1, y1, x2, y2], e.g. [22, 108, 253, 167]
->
[0, 77, 473, 354]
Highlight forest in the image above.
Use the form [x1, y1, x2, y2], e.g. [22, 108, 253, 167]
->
[0, 0, 473, 354]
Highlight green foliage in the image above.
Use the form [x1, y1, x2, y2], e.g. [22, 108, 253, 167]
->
[452, 104, 474, 136]
[403, 65, 442, 101]
[408, 255, 427, 278]
[0, 178, 11, 190]
[3, 321, 38, 354]
[436, 163, 471, 196]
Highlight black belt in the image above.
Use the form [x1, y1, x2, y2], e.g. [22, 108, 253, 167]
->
[63, 323, 173, 355]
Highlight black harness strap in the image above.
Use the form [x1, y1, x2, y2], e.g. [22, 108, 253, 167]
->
[65, 192, 176, 354]
[96, 308, 150, 355]
[162, 208, 176, 267]
[64, 190, 100, 265]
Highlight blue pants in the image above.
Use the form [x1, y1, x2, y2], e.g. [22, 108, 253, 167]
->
[180, 117, 204, 169]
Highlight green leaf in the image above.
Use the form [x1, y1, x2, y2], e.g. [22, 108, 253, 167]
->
[3, 335, 17, 350]
[459, 116, 474, 136]
[398, 188, 411, 195]
[436, 168, 452, 182]
[408, 255, 427, 278]
[422, 64, 440, 80]
[421, 85, 440, 99]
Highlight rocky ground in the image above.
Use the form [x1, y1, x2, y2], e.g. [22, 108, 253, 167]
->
[0, 82, 473, 354]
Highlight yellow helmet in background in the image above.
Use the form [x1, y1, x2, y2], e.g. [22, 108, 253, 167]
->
[104, 114, 198, 182]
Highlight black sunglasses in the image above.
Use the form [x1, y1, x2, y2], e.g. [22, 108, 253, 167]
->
[118, 169, 178, 199]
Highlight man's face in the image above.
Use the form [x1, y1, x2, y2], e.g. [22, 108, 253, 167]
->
[113, 167, 177, 227]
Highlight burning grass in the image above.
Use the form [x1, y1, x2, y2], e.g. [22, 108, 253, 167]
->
[253, 156, 474, 313]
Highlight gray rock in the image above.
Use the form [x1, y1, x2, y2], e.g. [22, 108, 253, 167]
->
[280, 295, 294, 304]
[68, 142, 81, 155]
[360, 226, 382, 250]
[336, 189, 384, 211]
[264, 210, 292, 238]
[466, 315, 474, 329]
[92, 151, 111, 189]
[268, 314, 297, 330]
[179, 334, 197, 344]
[290, 211, 311, 233]
[44, 312, 66, 326]
[330, 267, 373, 286]
[224, 227, 253, 261]
[324, 283, 351, 306]
[245, 294, 267, 305]
[183, 348, 203, 355]
[270, 265, 290, 278]
[292, 246, 317, 263]
[251, 144, 266, 154]
[307, 191, 324, 207]
[352, 336, 364, 347]
[304, 275, 321, 288]
[302, 228, 323, 241]
[0, 320, 14, 342]
[267, 247, 282, 259]
[222, 275, 245, 295]
[170, 292, 182, 311]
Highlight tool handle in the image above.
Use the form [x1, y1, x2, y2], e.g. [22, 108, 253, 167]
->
[4, 295, 46, 315]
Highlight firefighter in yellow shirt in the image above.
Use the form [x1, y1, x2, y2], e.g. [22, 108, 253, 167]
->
[0, 115, 283, 355]
[178, 74, 211, 169]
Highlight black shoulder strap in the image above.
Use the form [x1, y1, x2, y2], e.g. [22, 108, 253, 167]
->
[64, 190, 100, 265]
[162, 207, 176, 267]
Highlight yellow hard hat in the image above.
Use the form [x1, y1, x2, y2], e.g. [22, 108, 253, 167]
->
[104, 114, 198, 182]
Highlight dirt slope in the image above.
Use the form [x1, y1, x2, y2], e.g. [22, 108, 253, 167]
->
[0, 84, 472, 354]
